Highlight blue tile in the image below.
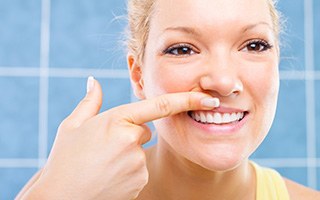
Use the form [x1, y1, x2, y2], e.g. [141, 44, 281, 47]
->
[252, 80, 307, 158]
[315, 0, 320, 70]
[0, 0, 41, 67]
[50, 0, 128, 69]
[277, 0, 305, 71]
[47, 77, 131, 154]
[275, 167, 308, 186]
[0, 168, 38, 200]
[0, 78, 39, 158]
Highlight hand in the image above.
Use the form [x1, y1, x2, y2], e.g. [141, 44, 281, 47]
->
[22, 77, 219, 200]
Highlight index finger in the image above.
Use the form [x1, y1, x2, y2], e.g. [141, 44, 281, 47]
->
[114, 92, 220, 125]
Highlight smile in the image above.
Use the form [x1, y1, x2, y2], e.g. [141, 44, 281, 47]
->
[188, 111, 246, 125]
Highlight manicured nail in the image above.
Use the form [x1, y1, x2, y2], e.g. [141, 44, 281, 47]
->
[86, 76, 95, 93]
[201, 97, 220, 108]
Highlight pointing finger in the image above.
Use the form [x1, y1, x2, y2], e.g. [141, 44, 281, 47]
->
[113, 92, 220, 125]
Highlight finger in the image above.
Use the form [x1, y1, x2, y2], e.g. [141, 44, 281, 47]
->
[139, 124, 152, 145]
[66, 76, 103, 127]
[111, 124, 152, 146]
[113, 92, 220, 125]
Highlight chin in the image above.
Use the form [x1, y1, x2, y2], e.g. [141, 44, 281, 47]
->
[187, 143, 250, 172]
[199, 156, 246, 172]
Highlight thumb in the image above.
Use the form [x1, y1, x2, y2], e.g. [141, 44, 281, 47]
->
[66, 76, 103, 128]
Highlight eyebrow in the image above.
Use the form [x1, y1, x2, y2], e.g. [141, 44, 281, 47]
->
[163, 26, 201, 37]
[162, 22, 273, 36]
[242, 22, 273, 33]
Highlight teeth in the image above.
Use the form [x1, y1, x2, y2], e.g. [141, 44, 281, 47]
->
[190, 111, 245, 124]
[195, 112, 201, 121]
[206, 112, 214, 123]
[213, 113, 222, 124]
[200, 112, 206, 123]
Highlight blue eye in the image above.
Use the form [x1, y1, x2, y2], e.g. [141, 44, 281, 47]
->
[241, 39, 273, 52]
[163, 44, 197, 56]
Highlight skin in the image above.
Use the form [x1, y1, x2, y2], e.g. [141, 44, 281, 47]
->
[132, 0, 278, 198]
[140, 0, 279, 172]
[130, 0, 319, 199]
[16, 0, 320, 199]
[16, 79, 219, 200]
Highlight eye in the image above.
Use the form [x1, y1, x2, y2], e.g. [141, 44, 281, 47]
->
[241, 39, 273, 53]
[163, 44, 198, 56]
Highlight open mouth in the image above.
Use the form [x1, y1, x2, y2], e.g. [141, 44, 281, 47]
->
[187, 111, 247, 125]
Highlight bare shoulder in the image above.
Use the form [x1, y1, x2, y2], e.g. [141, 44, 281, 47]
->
[284, 177, 320, 200]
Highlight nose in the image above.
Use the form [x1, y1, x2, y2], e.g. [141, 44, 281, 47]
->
[199, 55, 243, 97]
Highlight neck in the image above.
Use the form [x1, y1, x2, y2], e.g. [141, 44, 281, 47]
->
[137, 139, 256, 200]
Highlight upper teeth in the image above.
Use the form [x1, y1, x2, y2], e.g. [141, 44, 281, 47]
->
[190, 111, 244, 124]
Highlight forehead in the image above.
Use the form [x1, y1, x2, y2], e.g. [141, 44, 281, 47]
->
[150, 0, 272, 33]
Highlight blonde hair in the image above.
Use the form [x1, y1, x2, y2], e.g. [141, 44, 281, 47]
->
[126, 0, 281, 64]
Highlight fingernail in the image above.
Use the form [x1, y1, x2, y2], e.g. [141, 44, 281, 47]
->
[201, 97, 220, 108]
[87, 76, 95, 93]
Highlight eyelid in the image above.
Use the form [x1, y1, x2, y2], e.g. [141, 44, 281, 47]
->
[239, 38, 273, 52]
[162, 43, 200, 55]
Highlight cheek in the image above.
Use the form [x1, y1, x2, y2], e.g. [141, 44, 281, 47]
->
[143, 61, 203, 97]
[244, 61, 279, 107]
[244, 61, 279, 141]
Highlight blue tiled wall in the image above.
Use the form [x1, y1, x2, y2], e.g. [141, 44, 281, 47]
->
[0, 0, 319, 199]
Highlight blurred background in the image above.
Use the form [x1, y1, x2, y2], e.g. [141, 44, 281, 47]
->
[0, 0, 319, 198]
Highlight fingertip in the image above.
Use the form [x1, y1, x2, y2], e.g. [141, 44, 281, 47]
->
[200, 97, 220, 108]
[88, 76, 103, 108]
[86, 76, 95, 93]
[85, 76, 103, 102]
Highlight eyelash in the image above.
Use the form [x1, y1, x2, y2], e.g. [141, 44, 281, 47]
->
[163, 43, 198, 56]
[163, 39, 273, 56]
[241, 39, 273, 52]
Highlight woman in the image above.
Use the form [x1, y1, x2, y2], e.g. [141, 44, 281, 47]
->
[17, 0, 319, 199]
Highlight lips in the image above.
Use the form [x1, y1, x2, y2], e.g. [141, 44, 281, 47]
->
[186, 106, 249, 134]
[189, 111, 245, 124]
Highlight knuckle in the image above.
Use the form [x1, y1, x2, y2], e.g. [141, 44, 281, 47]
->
[187, 93, 194, 109]
[132, 173, 148, 199]
[126, 132, 141, 145]
[133, 165, 149, 190]
[135, 151, 147, 166]
[116, 131, 141, 147]
[155, 96, 172, 117]
[139, 166, 149, 186]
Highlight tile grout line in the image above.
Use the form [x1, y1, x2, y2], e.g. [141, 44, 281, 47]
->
[0, 67, 130, 78]
[253, 158, 308, 168]
[2, 67, 320, 79]
[304, 0, 317, 189]
[38, 0, 51, 169]
[1, 158, 320, 168]
[0, 159, 42, 168]
[0, 1, 317, 188]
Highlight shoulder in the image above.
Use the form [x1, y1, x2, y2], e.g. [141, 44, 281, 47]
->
[284, 177, 320, 200]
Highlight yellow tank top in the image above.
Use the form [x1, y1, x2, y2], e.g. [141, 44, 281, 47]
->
[251, 162, 290, 200]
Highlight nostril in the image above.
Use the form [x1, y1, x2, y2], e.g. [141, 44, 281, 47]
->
[199, 75, 243, 98]
[225, 82, 243, 97]
[233, 82, 243, 93]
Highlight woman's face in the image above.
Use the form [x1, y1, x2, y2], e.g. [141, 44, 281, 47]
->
[138, 0, 279, 171]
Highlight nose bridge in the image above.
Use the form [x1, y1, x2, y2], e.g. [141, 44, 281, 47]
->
[200, 49, 242, 97]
